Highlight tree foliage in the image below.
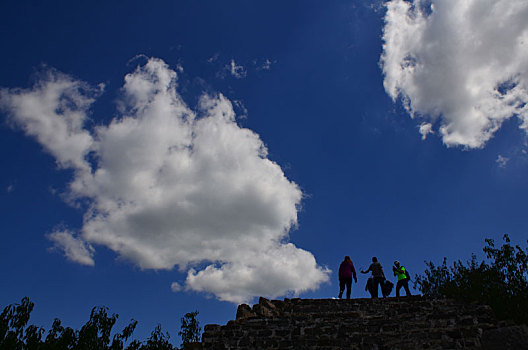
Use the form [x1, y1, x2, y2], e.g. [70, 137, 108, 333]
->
[178, 311, 201, 346]
[0, 298, 201, 350]
[414, 234, 528, 324]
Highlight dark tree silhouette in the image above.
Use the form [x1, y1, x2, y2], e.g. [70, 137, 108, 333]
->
[0, 298, 184, 350]
[414, 234, 528, 324]
[0, 296, 33, 350]
[178, 311, 201, 347]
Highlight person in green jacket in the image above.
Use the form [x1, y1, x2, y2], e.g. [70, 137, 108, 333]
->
[393, 261, 411, 297]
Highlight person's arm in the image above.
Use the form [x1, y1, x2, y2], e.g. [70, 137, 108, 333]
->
[351, 263, 357, 282]
[360, 264, 371, 274]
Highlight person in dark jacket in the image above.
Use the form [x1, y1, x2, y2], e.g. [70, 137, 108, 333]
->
[360, 257, 386, 298]
[338, 256, 357, 299]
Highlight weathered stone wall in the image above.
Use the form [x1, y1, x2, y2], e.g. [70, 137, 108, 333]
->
[197, 296, 528, 350]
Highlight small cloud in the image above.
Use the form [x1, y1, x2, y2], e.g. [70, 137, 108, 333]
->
[6, 185, 14, 193]
[207, 53, 219, 63]
[419, 122, 434, 140]
[170, 282, 182, 292]
[227, 59, 247, 79]
[127, 54, 150, 67]
[261, 59, 272, 70]
[496, 155, 509, 168]
[257, 59, 274, 71]
[233, 100, 248, 119]
[47, 230, 95, 266]
[49, 186, 58, 196]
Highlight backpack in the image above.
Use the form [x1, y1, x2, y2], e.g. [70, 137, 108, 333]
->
[383, 280, 394, 297]
[404, 267, 410, 280]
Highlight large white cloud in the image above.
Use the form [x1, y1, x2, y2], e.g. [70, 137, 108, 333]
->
[0, 58, 330, 303]
[381, 0, 528, 148]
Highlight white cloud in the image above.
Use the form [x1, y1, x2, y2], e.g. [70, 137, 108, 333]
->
[257, 59, 274, 71]
[261, 59, 272, 71]
[170, 282, 182, 292]
[186, 243, 329, 303]
[418, 122, 433, 140]
[207, 53, 219, 63]
[227, 59, 247, 79]
[381, 0, 528, 148]
[0, 69, 102, 170]
[233, 100, 248, 119]
[496, 154, 509, 168]
[0, 58, 330, 303]
[47, 230, 95, 266]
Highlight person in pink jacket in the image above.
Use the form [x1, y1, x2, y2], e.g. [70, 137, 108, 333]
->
[338, 256, 358, 299]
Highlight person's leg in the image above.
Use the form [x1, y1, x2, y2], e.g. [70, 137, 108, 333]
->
[403, 279, 411, 296]
[372, 277, 380, 298]
[346, 278, 352, 299]
[396, 280, 403, 297]
[366, 278, 374, 298]
[339, 279, 345, 298]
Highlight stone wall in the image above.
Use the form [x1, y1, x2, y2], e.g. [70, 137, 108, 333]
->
[195, 296, 528, 350]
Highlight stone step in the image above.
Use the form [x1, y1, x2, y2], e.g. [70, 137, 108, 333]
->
[201, 296, 526, 350]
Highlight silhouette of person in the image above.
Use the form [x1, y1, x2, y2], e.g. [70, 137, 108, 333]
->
[393, 260, 412, 297]
[361, 257, 386, 298]
[338, 256, 357, 299]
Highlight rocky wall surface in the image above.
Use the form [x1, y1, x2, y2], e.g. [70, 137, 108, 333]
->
[197, 296, 528, 350]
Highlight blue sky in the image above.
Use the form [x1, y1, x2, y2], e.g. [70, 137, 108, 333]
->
[1, 0, 528, 343]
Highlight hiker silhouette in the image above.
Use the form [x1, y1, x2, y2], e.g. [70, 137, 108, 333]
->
[338, 256, 357, 299]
